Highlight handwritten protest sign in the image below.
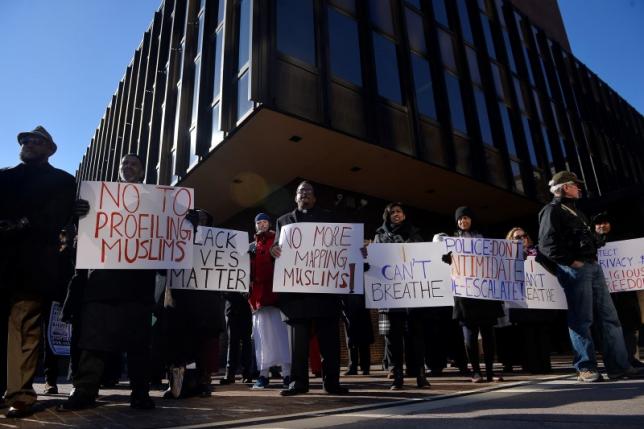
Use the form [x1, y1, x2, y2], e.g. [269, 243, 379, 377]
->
[77, 181, 194, 269]
[598, 238, 644, 293]
[364, 242, 454, 309]
[168, 226, 250, 292]
[273, 223, 364, 294]
[48, 302, 71, 356]
[509, 256, 567, 310]
[444, 237, 525, 302]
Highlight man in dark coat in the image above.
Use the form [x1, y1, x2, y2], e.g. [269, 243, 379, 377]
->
[0, 126, 76, 418]
[59, 154, 157, 411]
[270, 181, 348, 396]
[538, 171, 641, 382]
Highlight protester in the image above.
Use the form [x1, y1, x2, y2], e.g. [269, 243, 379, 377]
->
[504, 227, 555, 374]
[59, 154, 157, 410]
[592, 212, 643, 368]
[248, 213, 291, 389]
[538, 171, 642, 382]
[270, 181, 348, 396]
[450, 206, 504, 383]
[371, 202, 429, 389]
[164, 209, 225, 398]
[220, 293, 253, 385]
[341, 293, 373, 376]
[0, 126, 76, 418]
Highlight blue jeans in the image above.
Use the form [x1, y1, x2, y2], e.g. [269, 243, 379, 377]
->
[556, 262, 630, 375]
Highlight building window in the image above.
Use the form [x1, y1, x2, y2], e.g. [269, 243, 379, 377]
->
[432, 0, 449, 28]
[511, 160, 524, 193]
[438, 30, 457, 72]
[502, 30, 517, 73]
[191, 59, 201, 126]
[474, 89, 492, 146]
[369, 0, 394, 37]
[211, 103, 223, 147]
[456, 0, 473, 44]
[328, 7, 362, 86]
[480, 14, 496, 59]
[213, 29, 224, 100]
[499, 102, 517, 156]
[237, 70, 252, 119]
[411, 53, 436, 119]
[490, 63, 509, 101]
[238, 0, 252, 69]
[372, 32, 402, 104]
[445, 72, 467, 134]
[521, 115, 537, 166]
[466, 47, 480, 85]
[405, 8, 426, 54]
[276, 0, 315, 64]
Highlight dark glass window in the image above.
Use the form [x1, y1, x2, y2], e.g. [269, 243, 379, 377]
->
[541, 126, 553, 165]
[372, 32, 402, 103]
[474, 89, 493, 145]
[329, 0, 356, 14]
[438, 30, 457, 71]
[213, 29, 224, 99]
[191, 59, 201, 125]
[432, 0, 449, 27]
[499, 102, 517, 156]
[407, 0, 421, 9]
[276, 0, 315, 64]
[502, 31, 516, 72]
[445, 72, 467, 134]
[328, 8, 362, 85]
[456, 0, 473, 44]
[513, 77, 525, 112]
[521, 115, 538, 166]
[211, 103, 223, 146]
[405, 8, 426, 54]
[532, 89, 543, 121]
[511, 161, 524, 193]
[370, 0, 394, 36]
[538, 57, 552, 97]
[196, 11, 205, 55]
[411, 53, 436, 119]
[522, 47, 535, 85]
[466, 47, 480, 84]
[238, 0, 251, 69]
[480, 14, 496, 59]
[490, 63, 508, 100]
[237, 70, 252, 119]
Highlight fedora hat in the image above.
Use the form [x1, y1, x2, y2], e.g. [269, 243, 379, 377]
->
[17, 125, 57, 154]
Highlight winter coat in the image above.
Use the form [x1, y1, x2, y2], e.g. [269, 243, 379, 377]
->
[248, 230, 278, 311]
[538, 197, 603, 266]
[0, 163, 76, 299]
[451, 229, 504, 324]
[75, 268, 156, 353]
[274, 207, 342, 321]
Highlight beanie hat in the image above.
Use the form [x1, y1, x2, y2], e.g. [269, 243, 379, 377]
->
[255, 213, 271, 223]
[454, 206, 474, 224]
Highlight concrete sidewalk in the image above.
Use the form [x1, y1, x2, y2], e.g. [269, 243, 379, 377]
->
[0, 360, 636, 429]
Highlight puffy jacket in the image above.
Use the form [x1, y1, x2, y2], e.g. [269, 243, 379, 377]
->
[248, 230, 278, 311]
[538, 197, 603, 266]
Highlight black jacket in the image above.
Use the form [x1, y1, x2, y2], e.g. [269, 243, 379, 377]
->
[0, 162, 76, 298]
[538, 197, 603, 266]
[451, 229, 504, 324]
[373, 220, 423, 244]
[274, 207, 342, 321]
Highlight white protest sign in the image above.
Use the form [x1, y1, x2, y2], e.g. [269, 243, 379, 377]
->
[509, 256, 567, 310]
[48, 302, 71, 356]
[598, 237, 644, 293]
[76, 181, 194, 269]
[168, 226, 250, 292]
[273, 223, 364, 294]
[443, 237, 525, 302]
[364, 242, 454, 309]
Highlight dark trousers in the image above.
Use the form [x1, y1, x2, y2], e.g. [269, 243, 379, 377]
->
[225, 314, 252, 378]
[42, 303, 59, 386]
[624, 328, 640, 365]
[495, 325, 520, 370]
[462, 323, 496, 374]
[289, 318, 340, 390]
[1, 299, 8, 397]
[521, 323, 552, 373]
[385, 312, 425, 377]
[347, 343, 371, 373]
[73, 349, 149, 399]
[424, 321, 448, 374]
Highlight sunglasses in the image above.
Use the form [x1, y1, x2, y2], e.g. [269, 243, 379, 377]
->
[512, 234, 527, 240]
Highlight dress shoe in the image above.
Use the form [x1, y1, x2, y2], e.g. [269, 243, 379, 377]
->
[44, 383, 59, 394]
[6, 401, 33, 418]
[130, 395, 155, 410]
[219, 376, 235, 385]
[324, 384, 349, 395]
[416, 376, 430, 388]
[279, 386, 309, 396]
[343, 367, 358, 376]
[57, 394, 96, 411]
[242, 376, 253, 384]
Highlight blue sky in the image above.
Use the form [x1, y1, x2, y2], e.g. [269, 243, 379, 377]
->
[1, 0, 642, 176]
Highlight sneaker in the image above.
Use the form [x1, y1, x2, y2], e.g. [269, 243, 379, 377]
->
[252, 376, 269, 389]
[130, 395, 155, 410]
[343, 367, 358, 376]
[390, 375, 404, 390]
[219, 375, 235, 385]
[577, 369, 601, 382]
[471, 372, 484, 383]
[57, 394, 96, 412]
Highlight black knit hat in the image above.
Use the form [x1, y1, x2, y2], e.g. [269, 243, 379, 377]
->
[454, 206, 474, 224]
[591, 212, 610, 225]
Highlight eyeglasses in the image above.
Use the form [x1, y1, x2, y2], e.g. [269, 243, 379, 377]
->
[512, 234, 527, 240]
[19, 137, 47, 146]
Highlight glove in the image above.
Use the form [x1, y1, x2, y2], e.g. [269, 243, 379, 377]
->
[74, 199, 90, 218]
[441, 251, 453, 265]
[184, 209, 200, 229]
